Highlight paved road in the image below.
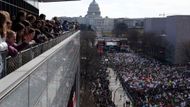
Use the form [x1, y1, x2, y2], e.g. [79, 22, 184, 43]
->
[107, 68, 131, 107]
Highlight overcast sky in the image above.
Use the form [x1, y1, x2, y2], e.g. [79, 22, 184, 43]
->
[39, 0, 190, 19]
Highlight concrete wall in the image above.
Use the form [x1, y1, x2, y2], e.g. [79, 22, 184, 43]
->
[144, 18, 166, 36]
[174, 16, 190, 64]
[144, 16, 190, 64]
[165, 16, 177, 63]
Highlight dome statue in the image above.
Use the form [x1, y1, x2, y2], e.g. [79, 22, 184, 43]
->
[85, 0, 101, 18]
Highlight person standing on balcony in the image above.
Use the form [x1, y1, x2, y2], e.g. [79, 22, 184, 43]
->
[39, 14, 46, 20]
[16, 28, 36, 51]
[22, 20, 31, 36]
[0, 11, 8, 78]
[26, 14, 36, 27]
[62, 20, 69, 31]
[6, 30, 18, 57]
[2, 11, 12, 30]
[12, 10, 26, 31]
[14, 23, 25, 45]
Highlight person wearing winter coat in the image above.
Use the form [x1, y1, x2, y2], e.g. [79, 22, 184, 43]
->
[6, 30, 18, 57]
[0, 11, 8, 78]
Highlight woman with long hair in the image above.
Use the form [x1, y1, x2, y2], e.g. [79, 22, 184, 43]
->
[2, 11, 12, 30]
[0, 11, 8, 51]
[0, 11, 8, 78]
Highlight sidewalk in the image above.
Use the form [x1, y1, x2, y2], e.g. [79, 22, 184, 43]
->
[107, 68, 131, 107]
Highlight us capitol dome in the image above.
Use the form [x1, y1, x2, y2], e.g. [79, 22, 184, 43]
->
[85, 0, 102, 18]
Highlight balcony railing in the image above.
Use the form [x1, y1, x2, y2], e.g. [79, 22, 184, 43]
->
[4, 31, 74, 77]
[0, 31, 80, 107]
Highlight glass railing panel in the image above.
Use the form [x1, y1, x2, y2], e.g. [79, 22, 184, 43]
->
[0, 78, 29, 107]
[29, 62, 47, 107]
[34, 89, 48, 107]
[47, 32, 80, 107]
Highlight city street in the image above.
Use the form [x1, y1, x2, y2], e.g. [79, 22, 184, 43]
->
[107, 68, 131, 107]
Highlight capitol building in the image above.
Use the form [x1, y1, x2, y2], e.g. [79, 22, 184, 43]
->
[78, 0, 114, 36]
[85, 0, 101, 18]
[59, 0, 114, 36]
[59, 0, 144, 37]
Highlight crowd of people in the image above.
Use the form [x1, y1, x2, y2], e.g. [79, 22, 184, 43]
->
[0, 10, 79, 57]
[104, 52, 190, 107]
[90, 65, 115, 107]
[83, 63, 115, 107]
